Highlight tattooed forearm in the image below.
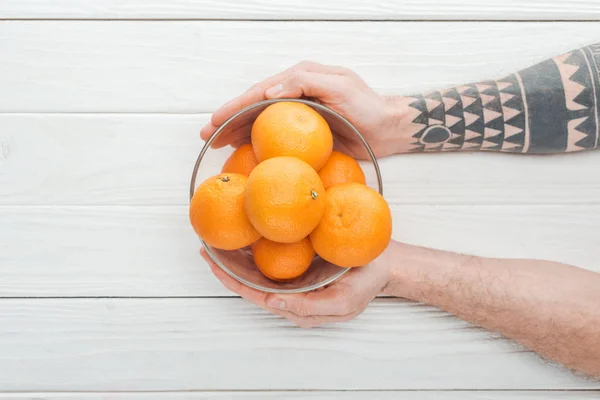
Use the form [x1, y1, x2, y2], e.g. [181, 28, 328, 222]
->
[403, 43, 600, 153]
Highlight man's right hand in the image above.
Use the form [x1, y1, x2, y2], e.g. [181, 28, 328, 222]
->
[200, 61, 406, 159]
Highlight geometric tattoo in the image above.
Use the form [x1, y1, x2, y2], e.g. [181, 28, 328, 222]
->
[406, 43, 600, 153]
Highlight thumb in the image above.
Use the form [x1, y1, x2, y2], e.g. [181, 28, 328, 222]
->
[265, 71, 339, 100]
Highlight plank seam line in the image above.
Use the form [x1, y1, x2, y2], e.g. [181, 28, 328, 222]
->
[0, 296, 398, 300]
[1, 204, 600, 208]
[0, 112, 211, 115]
[1, 18, 600, 22]
[0, 389, 599, 393]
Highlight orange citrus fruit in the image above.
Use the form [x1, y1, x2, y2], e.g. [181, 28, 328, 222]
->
[190, 173, 261, 250]
[252, 237, 314, 281]
[310, 183, 392, 267]
[221, 144, 259, 177]
[245, 156, 326, 243]
[251, 102, 333, 171]
[318, 151, 366, 190]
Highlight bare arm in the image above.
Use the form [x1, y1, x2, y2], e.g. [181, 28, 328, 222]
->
[391, 43, 600, 153]
[385, 242, 600, 377]
[203, 239, 600, 378]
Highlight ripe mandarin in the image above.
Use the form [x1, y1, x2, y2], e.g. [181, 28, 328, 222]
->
[251, 102, 333, 171]
[244, 156, 326, 243]
[318, 151, 366, 190]
[221, 144, 259, 177]
[190, 173, 261, 250]
[252, 237, 314, 281]
[310, 183, 392, 267]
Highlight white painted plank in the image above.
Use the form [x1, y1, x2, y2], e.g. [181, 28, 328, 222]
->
[1, 392, 599, 399]
[2, 114, 600, 206]
[1, 22, 599, 112]
[2, 0, 600, 20]
[1, 204, 598, 297]
[0, 298, 596, 390]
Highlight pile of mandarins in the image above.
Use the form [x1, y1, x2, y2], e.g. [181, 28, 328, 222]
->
[190, 102, 392, 281]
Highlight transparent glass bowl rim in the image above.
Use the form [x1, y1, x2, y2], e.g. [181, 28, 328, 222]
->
[189, 98, 383, 293]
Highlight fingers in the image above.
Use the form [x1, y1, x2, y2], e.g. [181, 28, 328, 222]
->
[200, 122, 218, 142]
[201, 249, 269, 307]
[201, 247, 368, 329]
[266, 283, 355, 317]
[201, 61, 348, 142]
[265, 70, 342, 100]
[210, 126, 251, 149]
[209, 87, 262, 129]
[201, 249, 324, 324]
[230, 136, 251, 149]
[208, 67, 295, 130]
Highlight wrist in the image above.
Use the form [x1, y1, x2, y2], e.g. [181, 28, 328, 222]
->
[379, 96, 417, 155]
[382, 241, 474, 301]
[381, 241, 420, 298]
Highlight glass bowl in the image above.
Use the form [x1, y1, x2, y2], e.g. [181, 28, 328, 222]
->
[190, 98, 383, 293]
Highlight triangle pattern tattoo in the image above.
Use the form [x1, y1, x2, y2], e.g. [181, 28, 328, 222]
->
[566, 116, 591, 152]
[445, 114, 462, 128]
[461, 95, 477, 108]
[443, 96, 458, 111]
[484, 127, 502, 140]
[464, 112, 480, 127]
[425, 98, 442, 113]
[464, 129, 483, 142]
[442, 142, 462, 151]
[448, 132, 464, 145]
[409, 142, 425, 152]
[496, 74, 521, 95]
[475, 83, 492, 93]
[503, 106, 521, 122]
[499, 92, 515, 105]
[483, 108, 502, 124]
[480, 93, 495, 105]
[424, 143, 444, 152]
[462, 141, 481, 150]
[504, 131, 525, 145]
[481, 140, 501, 150]
[456, 85, 472, 94]
[462, 86, 479, 98]
[554, 52, 588, 111]
[406, 97, 428, 139]
[504, 124, 523, 140]
[501, 141, 521, 152]
[496, 81, 512, 91]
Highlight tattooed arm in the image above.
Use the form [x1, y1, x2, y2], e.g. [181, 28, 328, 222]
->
[201, 43, 600, 157]
[394, 43, 600, 153]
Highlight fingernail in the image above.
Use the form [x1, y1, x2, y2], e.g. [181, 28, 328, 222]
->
[266, 84, 283, 98]
[268, 297, 286, 310]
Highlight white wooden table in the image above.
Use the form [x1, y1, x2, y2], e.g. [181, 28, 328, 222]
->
[1, 1, 600, 398]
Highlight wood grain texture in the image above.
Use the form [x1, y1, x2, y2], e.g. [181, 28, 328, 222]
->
[2, 114, 600, 206]
[1, 392, 600, 399]
[0, 298, 596, 391]
[2, 0, 600, 20]
[1, 204, 599, 297]
[1, 22, 600, 112]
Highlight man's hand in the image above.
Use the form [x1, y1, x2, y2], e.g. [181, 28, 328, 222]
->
[201, 241, 398, 328]
[200, 61, 403, 159]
